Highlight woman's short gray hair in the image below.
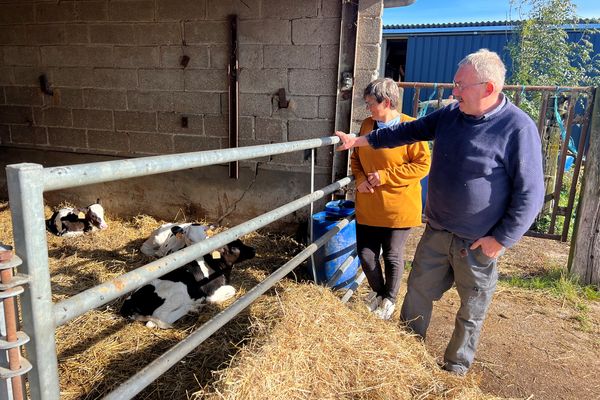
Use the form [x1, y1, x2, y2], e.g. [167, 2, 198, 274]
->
[458, 49, 506, 90]
[363, 78, 400, 109]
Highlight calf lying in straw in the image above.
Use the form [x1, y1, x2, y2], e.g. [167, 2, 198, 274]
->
[120, 239, 256, 329]
[140, 222, 212, 257]
[46, 199, 108, 237]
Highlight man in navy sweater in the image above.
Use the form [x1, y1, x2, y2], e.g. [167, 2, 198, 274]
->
[335, 49, 544, 374]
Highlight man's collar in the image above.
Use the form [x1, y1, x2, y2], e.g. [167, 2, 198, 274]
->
[483, 93, 506, 118]
[462, 93, 506, 120]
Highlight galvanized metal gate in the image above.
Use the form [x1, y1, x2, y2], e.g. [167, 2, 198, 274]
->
[1, 136, 359, 400]
[399, 82, 596, 241]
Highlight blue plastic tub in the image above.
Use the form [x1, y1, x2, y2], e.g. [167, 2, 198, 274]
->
[311, 200, 360, 289]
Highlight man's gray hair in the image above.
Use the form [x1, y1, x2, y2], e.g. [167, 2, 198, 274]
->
[458, 49, 506, 91]
[363, 78, 401, 109]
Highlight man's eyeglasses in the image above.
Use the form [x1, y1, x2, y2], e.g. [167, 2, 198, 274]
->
[452, 81, 487, 91]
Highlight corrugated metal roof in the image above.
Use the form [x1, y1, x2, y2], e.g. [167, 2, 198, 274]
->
[383, 18, 600, 30]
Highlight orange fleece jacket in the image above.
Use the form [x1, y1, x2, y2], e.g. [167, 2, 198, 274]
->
[351, 115, 431, 228]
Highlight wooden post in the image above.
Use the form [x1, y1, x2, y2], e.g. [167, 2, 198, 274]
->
[569, 87, 600, 286]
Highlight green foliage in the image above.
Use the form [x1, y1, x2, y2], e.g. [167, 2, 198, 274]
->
[508, 0, 600, 88]
[507, 0, 600, 120]
[506, 1, 596, 238]
[503, 267, 599, 300]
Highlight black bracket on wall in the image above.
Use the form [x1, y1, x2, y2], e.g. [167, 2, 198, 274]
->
[278, 88, 289, 108]
[180, 55, 190, 68]
[39, 74, 54, 96]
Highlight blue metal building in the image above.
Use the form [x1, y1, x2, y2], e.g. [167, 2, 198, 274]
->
[381, 20, 600, 115]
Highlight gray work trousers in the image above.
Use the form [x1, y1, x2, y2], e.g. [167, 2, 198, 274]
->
[400, 224, 500, 374]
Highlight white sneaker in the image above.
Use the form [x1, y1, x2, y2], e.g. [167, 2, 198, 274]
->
[374, 298, 395, 320]
[365, 291, 382, 313]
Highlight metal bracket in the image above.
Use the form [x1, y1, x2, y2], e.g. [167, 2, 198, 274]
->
[0, 273, 30, 290]
[340, 72, 354, 91]
[0, 357, 32, 380]
[0, 332, 30, 350]
[0, 286, 24, 300]
[277, 88, 289, 108]
[0, 255, 22, 271]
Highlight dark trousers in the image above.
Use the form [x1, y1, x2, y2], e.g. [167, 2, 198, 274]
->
[356, 223, 411, 302]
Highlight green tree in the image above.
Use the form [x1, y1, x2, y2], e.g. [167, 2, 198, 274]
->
[508, 0, 600, 90]
[507, 0, 600, 235]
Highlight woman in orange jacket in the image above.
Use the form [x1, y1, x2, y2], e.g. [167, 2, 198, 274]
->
[351, 78, 431, 319]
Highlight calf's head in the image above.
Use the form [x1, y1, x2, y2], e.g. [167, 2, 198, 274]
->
[170, 223, 209, 247]
[212, 239, 256, 267]
[79, 199, 108, 230]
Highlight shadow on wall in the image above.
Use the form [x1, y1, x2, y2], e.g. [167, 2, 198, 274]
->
[0, 147, 331, 234]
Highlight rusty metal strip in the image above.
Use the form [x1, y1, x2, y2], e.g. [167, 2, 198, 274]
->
[411, 87, 421, 117]
[397, 82, 593, 92]
[436, 86, 444, 109]
[228, 14, 239, 179]
[0, 258, 27, 400]
[537, 91, 550, 141]
[524, 230, 562, 240]
[331, 0, 358, 187]
[549, 92, 578, 234]
[513, 88, 522, 107]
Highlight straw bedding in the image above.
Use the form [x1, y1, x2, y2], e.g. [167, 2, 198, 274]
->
[197, 284, 499, 400]
[0, 202, 500, 399]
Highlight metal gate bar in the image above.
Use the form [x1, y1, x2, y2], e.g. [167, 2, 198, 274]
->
[55, 176, 353, 327]
[397, 81, 594, 241]
[103, 217, 353, 400]
[6, 135, 346, 400]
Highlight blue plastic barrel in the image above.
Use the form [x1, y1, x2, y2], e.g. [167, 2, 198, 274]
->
[311, 200, 360, 289]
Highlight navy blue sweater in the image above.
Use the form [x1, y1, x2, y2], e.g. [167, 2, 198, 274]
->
[367, 98, 544, 248]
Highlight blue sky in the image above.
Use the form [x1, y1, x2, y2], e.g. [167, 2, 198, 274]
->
[383, 0, 600, 25]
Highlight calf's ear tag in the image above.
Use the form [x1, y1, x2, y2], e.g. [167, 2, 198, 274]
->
[78, 212, 85, 219]
[211, 250, 221, 259]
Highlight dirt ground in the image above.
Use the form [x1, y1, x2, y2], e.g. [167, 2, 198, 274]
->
[400, 226, 600, 400]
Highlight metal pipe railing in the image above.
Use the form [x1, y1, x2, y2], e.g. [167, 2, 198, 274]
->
[54, 176, 353, 327]
[397, 82, 594, 92]
[42, 137, 339, 192]
[6, 164, 58, 400]
[103, 217, 352, 400]
[7, 135, 346, 400]
[326, 251, 357, 288]
[341, 271, 366, 303]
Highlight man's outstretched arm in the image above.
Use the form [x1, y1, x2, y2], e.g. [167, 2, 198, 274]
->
[334, 131, 369, 151]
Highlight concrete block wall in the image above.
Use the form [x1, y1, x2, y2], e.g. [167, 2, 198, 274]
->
[350, 0, 383, 133]
[0, 0, 343, 173]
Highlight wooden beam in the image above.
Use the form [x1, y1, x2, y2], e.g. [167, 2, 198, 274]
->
[569, 87, 600, 285]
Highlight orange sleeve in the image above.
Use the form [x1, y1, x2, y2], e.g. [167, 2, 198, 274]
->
[377, 140, 430, 186]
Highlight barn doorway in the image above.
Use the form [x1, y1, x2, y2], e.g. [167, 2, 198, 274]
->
[382, 38, 408, 81]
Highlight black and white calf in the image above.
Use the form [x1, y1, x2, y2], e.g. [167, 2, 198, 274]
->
[140, 223, 211, 257]
[120, 239, 256, 329]
[46, 200, 108, 237]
